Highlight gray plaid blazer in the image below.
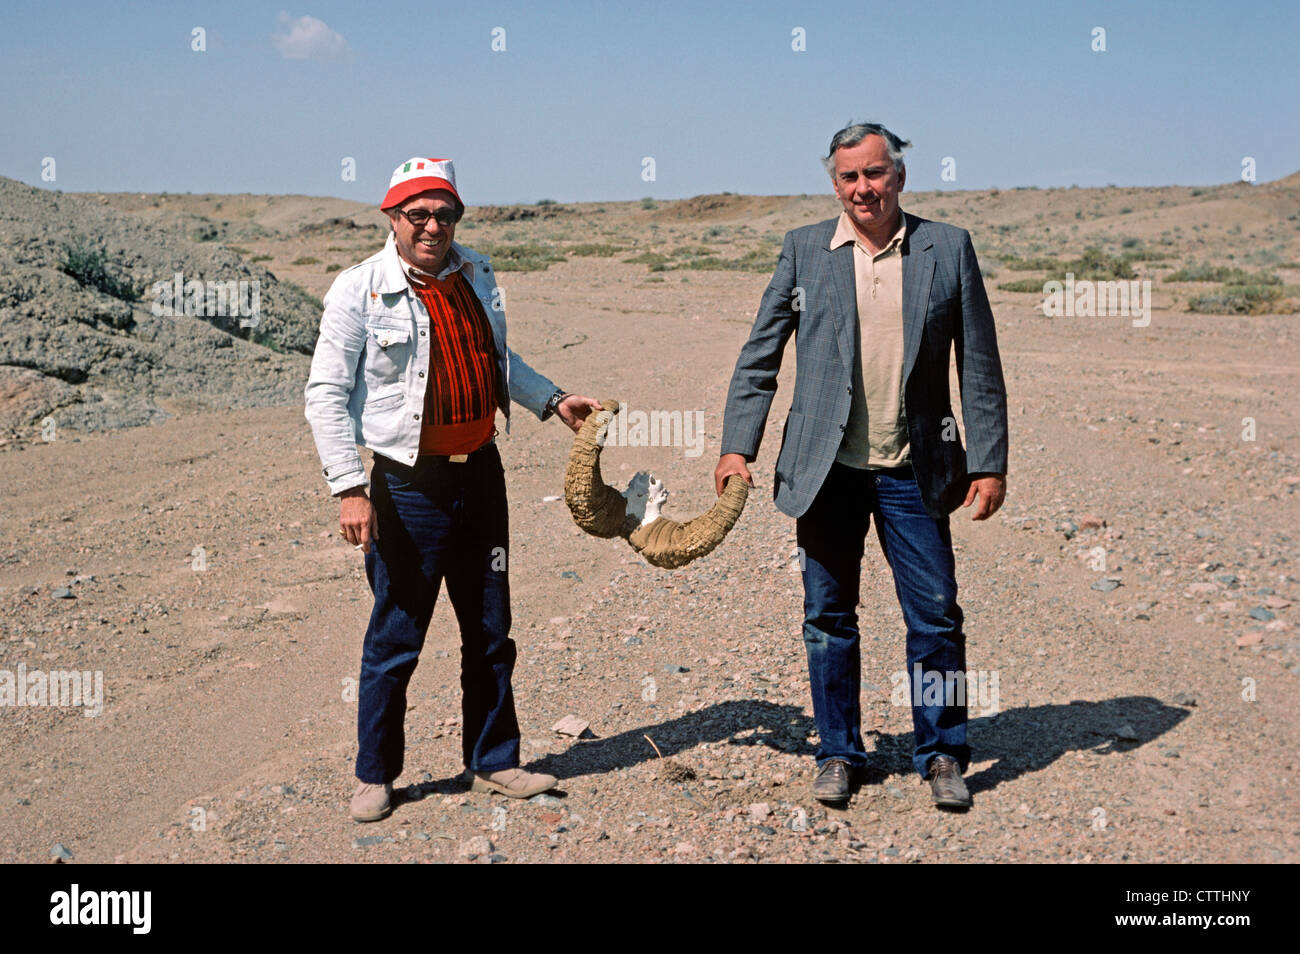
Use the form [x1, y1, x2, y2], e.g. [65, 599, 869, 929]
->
[720, 212, 1008, 520]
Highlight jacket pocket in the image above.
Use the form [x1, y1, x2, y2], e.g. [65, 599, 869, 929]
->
[363, 320, 412, 387]
[359, 387, 405, 449]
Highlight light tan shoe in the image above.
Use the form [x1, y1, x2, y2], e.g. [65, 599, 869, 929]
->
[468, 767, 558, 799]
[350, 781, 393, 822]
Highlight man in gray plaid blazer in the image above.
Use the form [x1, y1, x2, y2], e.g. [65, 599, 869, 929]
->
[715, 122, 1008, 809]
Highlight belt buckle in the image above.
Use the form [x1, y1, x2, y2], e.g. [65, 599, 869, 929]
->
[449, 453, 469, 463]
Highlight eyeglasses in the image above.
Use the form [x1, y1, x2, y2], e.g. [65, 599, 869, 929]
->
[396, 207, 462, 230]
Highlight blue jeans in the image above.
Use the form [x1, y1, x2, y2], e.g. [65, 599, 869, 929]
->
[797, 461, 969, 778]
[355, 443, 520, 783]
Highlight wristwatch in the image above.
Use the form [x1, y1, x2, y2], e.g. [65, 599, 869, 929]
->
[542, 389, 568, 421]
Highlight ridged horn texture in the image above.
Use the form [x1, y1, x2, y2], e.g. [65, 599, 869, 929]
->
[627, 476, 749, 569]
[563, 398, 634, 538]
[564, 398, 749, 569]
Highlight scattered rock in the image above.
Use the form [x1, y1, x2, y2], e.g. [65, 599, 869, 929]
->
[552, 714, 592, 738]
[458, 836, 494, 859]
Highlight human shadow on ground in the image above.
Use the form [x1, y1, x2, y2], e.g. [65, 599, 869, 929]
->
[861, 696, 1192, 793]
[405, 695, 1188, 799]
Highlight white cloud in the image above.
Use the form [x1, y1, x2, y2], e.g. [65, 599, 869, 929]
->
[273, 13, 347, 61]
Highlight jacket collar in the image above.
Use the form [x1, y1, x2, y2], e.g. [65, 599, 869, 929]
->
[375, 232, 484, 293]
[828, 209, 907, 254]
[822, 209, 927, 252]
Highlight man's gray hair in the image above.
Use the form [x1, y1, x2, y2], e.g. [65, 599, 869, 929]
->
[822, 122, 912, 175]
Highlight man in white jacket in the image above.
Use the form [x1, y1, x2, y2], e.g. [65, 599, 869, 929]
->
[305, 157, 599, 821]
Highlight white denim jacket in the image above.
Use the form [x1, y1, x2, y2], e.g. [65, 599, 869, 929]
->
[304, 233, 559, 495]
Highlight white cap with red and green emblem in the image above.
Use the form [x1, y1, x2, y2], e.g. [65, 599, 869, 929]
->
[380, 157, 461, 211]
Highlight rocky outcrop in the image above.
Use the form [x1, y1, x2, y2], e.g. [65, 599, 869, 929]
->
[0, 177, 320, 442]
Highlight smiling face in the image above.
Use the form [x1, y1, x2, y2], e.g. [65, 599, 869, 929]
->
[831, 134, 906, 243]
[386, 189, 459, 274]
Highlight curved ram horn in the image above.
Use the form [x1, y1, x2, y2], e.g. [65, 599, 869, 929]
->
[563, 398, 636, 538]
[563, 398, 749, 567]
[627, 475, 749, 569]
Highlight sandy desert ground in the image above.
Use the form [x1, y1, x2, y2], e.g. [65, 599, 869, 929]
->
[1, 176, 1297, 863]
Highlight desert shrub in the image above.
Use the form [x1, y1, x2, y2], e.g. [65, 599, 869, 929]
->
[59, 240, 139, 301]
[1002, 255, 1063, 271]
[1165, 265, 1280, 284]
[1187, 286, 1288, 315]
[480, 243, 566, 271]
[664, 248, 778, 272]
[251, 329, 282, 352]
[536, 198, 558, 206]
[1120, 248, 1170, 262]
[623, 251, 669, 267]
[640, 197, 657, 210]
[1068, 247, 1135, 280]
[292, 256, 321, 265]
[997, 278, 1047, 293]
[566, 243, 626, 256]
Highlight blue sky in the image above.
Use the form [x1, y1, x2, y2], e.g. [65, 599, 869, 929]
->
[2, 0, 1296, 203]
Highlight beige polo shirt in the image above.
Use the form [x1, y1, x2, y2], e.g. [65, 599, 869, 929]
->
[833, 210, 910, 469]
